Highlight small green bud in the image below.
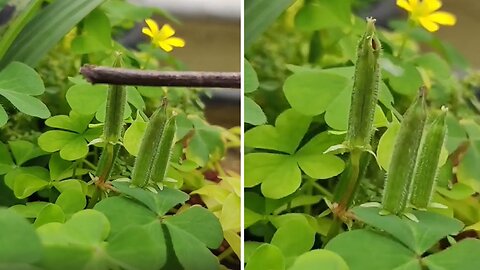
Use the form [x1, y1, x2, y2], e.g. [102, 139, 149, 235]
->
[346, 17, 381, 149]
[382, 88, 427, 215]
[410, 106, 448, 209]
[131, 101, 168, 187]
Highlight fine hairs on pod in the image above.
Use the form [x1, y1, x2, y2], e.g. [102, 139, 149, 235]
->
[410, 106, 448, 209]
[131, 100, 169, 187]
[382, 88, 427, 215]
[345, 17, 381, 150]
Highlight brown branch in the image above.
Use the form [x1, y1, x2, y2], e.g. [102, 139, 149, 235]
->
[80, 65, 240, 89]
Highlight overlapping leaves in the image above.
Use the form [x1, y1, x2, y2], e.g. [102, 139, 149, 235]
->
[1, 140, 88, 200]
[245, 215, 348, 270]
[244, 59, 266, 126]
[38, 111, 102, 160]
[245, 109, 345, 198]
[94, 181, 224, 270]
[283, 66, 391, 130]
[326, 207, 480, 269]
[0, 62, 50, 126]
[66, 81, 145, 122]
[36, 209, 160, 270]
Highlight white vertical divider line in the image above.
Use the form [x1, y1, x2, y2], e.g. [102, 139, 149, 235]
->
[240, 0, 245, 268]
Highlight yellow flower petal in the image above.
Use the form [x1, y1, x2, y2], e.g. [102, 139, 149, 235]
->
[428, 11, 456, 25]
[145, 19, 159, 34]
[397, 0, 413, 11]
[165, 37, 185, 48]
[419, 17, 439, 32]
[142, 27, 153, 38]
[425, 0, 442, 12]
[158, 24, 175, 40]
[158, 41, 173, 52]
[408, 0, 418, 9]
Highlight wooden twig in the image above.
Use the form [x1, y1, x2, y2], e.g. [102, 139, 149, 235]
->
[80, 65, 240, 89]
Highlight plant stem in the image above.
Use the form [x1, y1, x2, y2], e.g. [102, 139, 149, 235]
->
[304, 179, 314, 214]
[323, 149, 362, 245]
[396, 21, 415, 58]
[308, 30, 322, 64]
[217, 247, 234, 261]
[88, 143, 120, 207]
[87, 188, 101, 209]
[80, 66, 241, 89]
[82, 159, 97, 170]
[312, 182, 333, 199]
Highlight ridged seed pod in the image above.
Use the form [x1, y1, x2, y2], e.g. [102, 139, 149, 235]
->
[104, 53, 126, 143]
[382, 88, 427, 214]
[346, 17, 381, 149]
[131, 101, 168, 187]
[150, 115, 177, 183]
[410, 107, 448, 209]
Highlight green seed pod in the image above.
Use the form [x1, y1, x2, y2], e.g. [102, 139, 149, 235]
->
[346, 17, 381, 149]
[410, 107, 448, 209]
[104, 53, 126, 143]
[150, 115, 177, 183]
[382, 88, 427, 214]
[131, 101, 168, 187]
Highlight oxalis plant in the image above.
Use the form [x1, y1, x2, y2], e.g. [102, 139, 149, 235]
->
[0, 1, 240, 269]
[245, 0, 480, 269]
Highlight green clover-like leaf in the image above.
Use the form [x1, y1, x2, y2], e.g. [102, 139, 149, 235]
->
[0, 62, 50, 126]
[284, 66, 392, 130]
[36, 209, 161, 270]
[326, 228, 480, 270]
[0, 208, 43, 265]
[245, 96, 267, 126]
[66, 82, 144, 122]
[245, 109, 345, 198]
[95, 186, 223, 270]
[352, 206, 464, 254]
[0, 141, 48, 175]
[186, 116, 225, 166]
[38, 111, 102, 160]
[244, 59, 259, 93]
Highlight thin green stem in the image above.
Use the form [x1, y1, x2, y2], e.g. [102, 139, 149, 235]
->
[337, 150, 362, 208]
[324, 149, 362, 245]
[308, 30, 322, 64]
[312, 182, 333, 199]
[217, 247, 234, 262]
[87, 188, 101, 209]
[304, 180, 314, 214]
[323, 215, 342, 247]
[89, 143, 120, 208]
[396, 21, 415, 58]
[83, 159, 97, 170]
[396, 34, 408, 59]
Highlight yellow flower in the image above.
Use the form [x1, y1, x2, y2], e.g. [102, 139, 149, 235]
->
[142, 19, 185, 52]
[396, 0, 456, 32]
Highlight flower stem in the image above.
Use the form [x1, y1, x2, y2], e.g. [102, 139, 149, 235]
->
[396, 21, 415, 58]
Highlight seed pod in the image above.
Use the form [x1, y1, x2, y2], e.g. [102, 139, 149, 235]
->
[382, 88, 427, 214]
[410, 107, 448, 209]
[150, 115, 177, 183]
[346, 17, 381, 149]
[104, 53, 126, 143]
[131, 101, 168, 187]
